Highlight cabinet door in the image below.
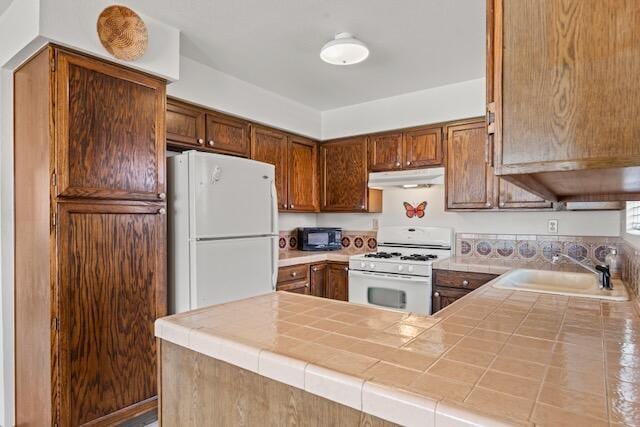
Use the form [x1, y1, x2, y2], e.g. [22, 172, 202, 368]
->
[492, 0, 640, 173]
[320, 137, 368, 212]
[56, 202, 166, 426]
[432, 287, 469, 314]
[288, 136, 318, 212]
[403, 126, 443, 168]
[326, 263, 349, 301]
[205, 112, 250, 157]
[250, 126, 288, 210]
[498, 178, 553, 209]
[368, 132, 403, 171]
[310, 263, 328, 297]
[166, 99, 206, 150]
[55, 49, 166, 201]
[446, 121, 495, 210]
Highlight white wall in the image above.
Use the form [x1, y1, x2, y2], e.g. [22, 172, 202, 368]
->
[317, 186, 620, 236]
[279, 212, 317, 232]
[168, 56, 322, 139]
[321, 78, 485, 139]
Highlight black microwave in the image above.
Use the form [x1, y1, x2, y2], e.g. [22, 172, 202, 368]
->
[297, 228, 342, 251]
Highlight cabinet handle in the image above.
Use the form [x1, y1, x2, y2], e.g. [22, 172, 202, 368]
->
[291, 271, 298, 277]
[395, 161, 401, 167]
[290, 204, 295, 209]
[158, 192, 166, 200]
[208, 140, 215, 147]
[462, 280, 469, 287]
[360, 204, 365, 209]
[434, 292, 440, 297]
[197, 138, 204, 145]
[158, 208, 166, 215]
[344, 267, 348, 271]
[282, 204, 287, 208]
[406, 161, 411, 166]
[312, 267, 318, 272]
[305, 283, 310, 288]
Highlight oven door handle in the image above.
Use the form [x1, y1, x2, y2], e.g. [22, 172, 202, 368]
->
[348, 270, 429, 282]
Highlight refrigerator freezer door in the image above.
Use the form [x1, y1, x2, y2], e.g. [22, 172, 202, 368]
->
[190, 152, 276, 239]
[187, 236, 277, 311]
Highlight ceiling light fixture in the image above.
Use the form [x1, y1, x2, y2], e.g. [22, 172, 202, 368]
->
[320, 32, 369, 65]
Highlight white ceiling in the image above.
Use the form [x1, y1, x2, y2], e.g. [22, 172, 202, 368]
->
[117, 0, 485, 110]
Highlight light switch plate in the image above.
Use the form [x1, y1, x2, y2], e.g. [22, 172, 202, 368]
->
[548, 219, 558, 234]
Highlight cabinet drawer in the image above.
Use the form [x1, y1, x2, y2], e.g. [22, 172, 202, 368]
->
[433, 269, 497, 290]
[277, 264, 309, 284]
[276, 280, 310, 294]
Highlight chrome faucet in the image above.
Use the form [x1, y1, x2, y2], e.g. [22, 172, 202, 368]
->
[551, 253, 612, 289]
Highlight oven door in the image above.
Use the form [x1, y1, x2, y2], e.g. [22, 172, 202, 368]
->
[348, 270, 432, 315]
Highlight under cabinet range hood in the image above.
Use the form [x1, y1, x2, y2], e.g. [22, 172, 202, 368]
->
[368, 167, 445, 189]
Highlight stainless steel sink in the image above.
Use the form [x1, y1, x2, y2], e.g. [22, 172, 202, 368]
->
[491, 269, 629, 301]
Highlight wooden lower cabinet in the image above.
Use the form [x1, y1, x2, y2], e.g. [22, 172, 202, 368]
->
[278, 262, 348, 301]
[326, 262, 349, 301]
[432, 269, 497, 314]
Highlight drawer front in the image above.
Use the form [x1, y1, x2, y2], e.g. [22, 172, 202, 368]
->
[277, 264, 309, 284]
[433, 269, 497, 290]
[277, 280, 310, 294]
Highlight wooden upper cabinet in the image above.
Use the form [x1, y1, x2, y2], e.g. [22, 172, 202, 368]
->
[320, 137, 379, 212]
[288, 136, 318, 212]
[250, 125, 288, 209]
[498, 179, 553, 209]
[205, 112, 250, 157]
[54, 50, 166, 201]
[368, 132, 403, 171]
[403, 126, 443, 168]
[489, 0, 640, 201]
[57, 202, 165, 426]
[166, 99, 205, 150]
[446, 121, 495, 210]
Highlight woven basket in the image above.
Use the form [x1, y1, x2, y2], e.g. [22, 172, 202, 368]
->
[97, 5, 148, 61]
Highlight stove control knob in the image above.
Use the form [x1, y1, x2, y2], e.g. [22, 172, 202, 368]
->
[369, 263, 376, 269]
[397, 265, 404, 271]
[360, 261, 366, 268]
[407, 266, 414, 273]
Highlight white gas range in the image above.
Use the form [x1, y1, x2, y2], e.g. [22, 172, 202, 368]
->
[348, 226, 453, 315]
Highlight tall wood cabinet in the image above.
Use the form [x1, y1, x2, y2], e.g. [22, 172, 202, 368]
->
[488, 0, 640, 201]
[14, 46, 166, 426]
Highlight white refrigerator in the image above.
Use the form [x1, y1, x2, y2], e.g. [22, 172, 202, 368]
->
[167, 151, 279, 313]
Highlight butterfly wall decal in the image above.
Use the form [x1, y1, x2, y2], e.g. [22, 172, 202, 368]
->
[403, 201, 427, 218]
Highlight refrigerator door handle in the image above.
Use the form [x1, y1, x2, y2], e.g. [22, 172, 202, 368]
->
[270, 179, 279, 291]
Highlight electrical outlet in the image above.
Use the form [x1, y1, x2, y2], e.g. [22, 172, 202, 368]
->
[372, 218, 379, 230]
[548, 219, 558, 234]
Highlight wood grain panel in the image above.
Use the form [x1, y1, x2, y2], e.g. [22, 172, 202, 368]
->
[57, 202, 166, 426]
[498, 178, 553, 209]
[14, 46, 54, 427]
[166, 99, 205, 150]
[250, 125, 288, 209]
[446, 121, 495, 209]
[403, 126, 443, 168]
[205, 112, 250, 157]
[320, 137, 369, 211]
[288, 135, 318, 212]
[433, 270, 498, 291]
[160, 341, 397, 426]
[277, 264, 309, 284]
[432, 286, 469, 314]
[326, 262, 349, 301]
[498, 0, 640, 168]
[368, 132, 403, 171]
[310, 263, 328, 298]
[55, 49, 166, 201]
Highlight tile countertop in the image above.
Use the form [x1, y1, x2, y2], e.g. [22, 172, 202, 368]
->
[156, 279, 640, 427]
[432, 256, 591, 275]
[278, 249, 368, 267]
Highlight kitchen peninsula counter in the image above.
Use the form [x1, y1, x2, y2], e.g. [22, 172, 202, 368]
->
[156, 281, 640, 426]
[278, 249, 368, 267]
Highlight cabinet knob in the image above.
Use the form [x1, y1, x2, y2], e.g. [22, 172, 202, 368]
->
[197, 138, 204, 145]
[462, 280, 469, 287]
[361, 205, 365, 209]
[344, 267, 348, 271]
[158, 192, 166, 200]
[305, 283, 310, 288]
[485, 202, 491, 207]
[158, 208, 166, 215]
[312, 267, 317, 272]
[406, 161, 411, 166]
[282, 203, 287, 208]
[395, 161, 401, 167]
[434, 292, 440, 297]
[290, 204, 295, 209]
[208, 140, 215, 147]
[291, 271, 298, 277]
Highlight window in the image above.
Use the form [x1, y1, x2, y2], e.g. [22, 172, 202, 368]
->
[627, 201, 640, 233]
